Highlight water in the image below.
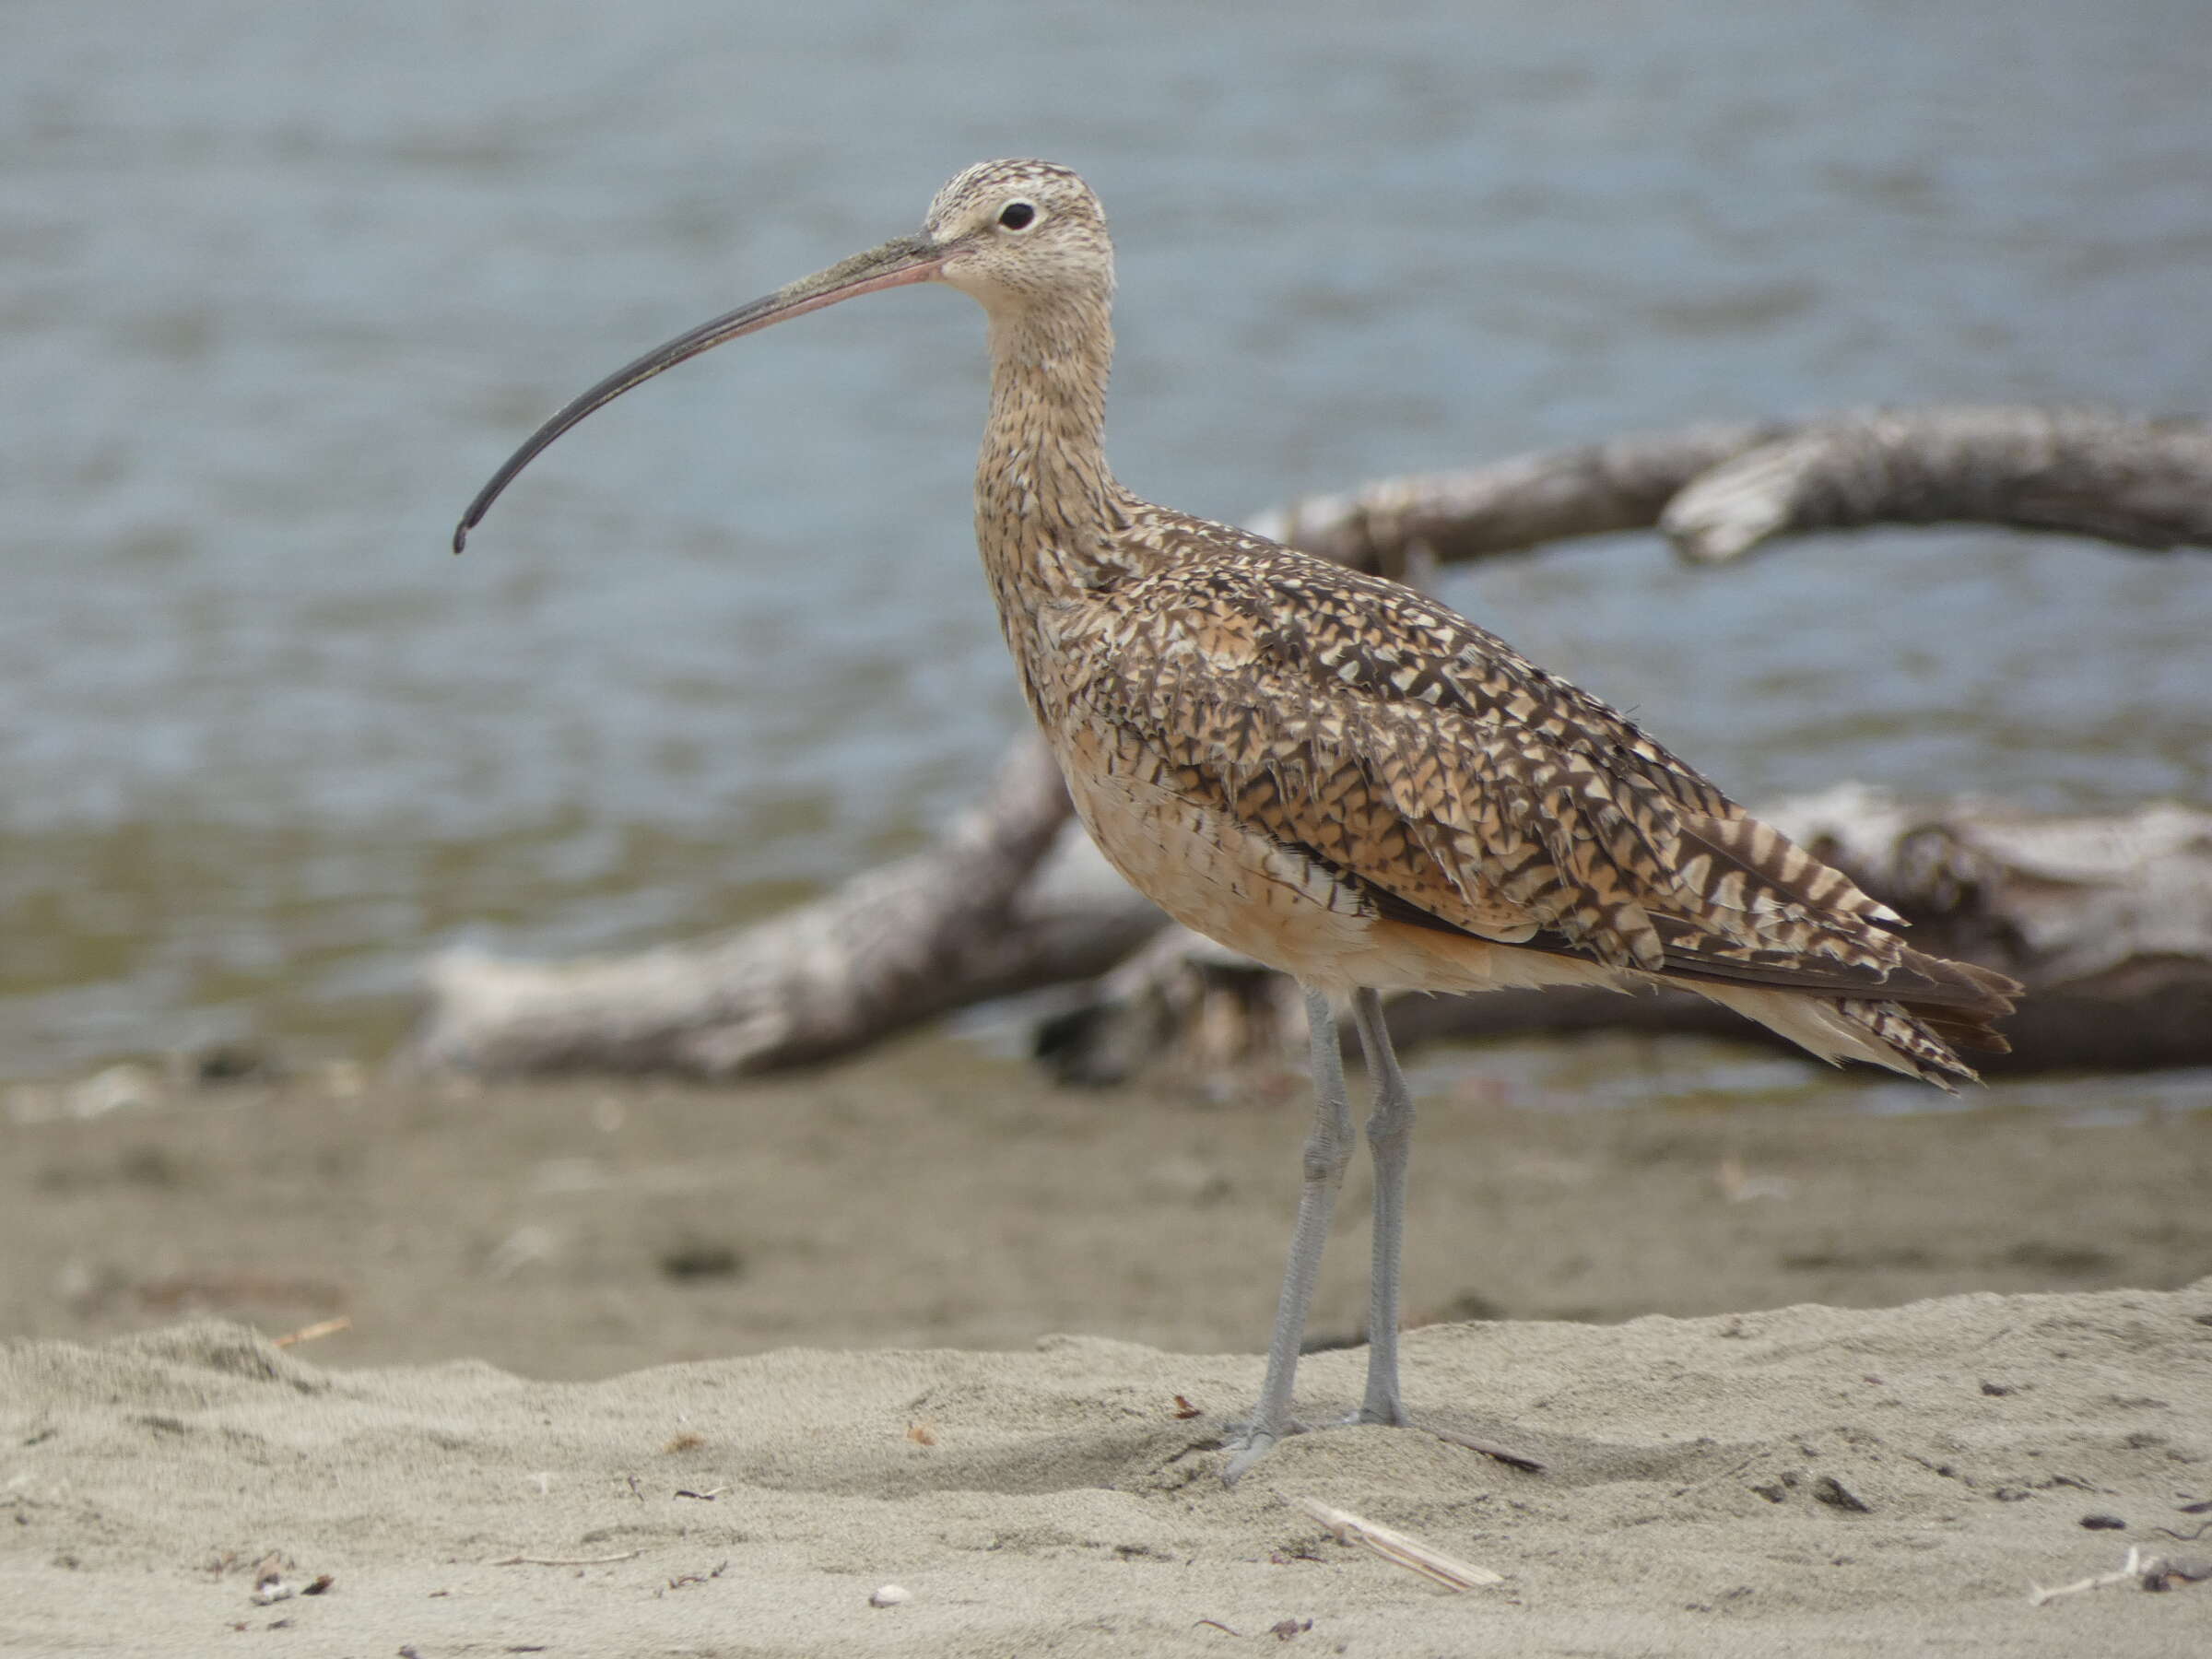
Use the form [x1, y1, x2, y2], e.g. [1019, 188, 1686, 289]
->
[4, 0, 2209, 1076]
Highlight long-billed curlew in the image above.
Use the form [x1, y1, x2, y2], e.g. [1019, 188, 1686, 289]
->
[455, 159, 2020, 1480]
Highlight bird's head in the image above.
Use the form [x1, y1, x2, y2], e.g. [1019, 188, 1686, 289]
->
[924, 159, 1115, 313]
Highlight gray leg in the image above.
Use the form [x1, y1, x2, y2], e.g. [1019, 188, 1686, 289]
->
[1351, 988, 1414, 1427]
[1224, 984, 1354, 1484]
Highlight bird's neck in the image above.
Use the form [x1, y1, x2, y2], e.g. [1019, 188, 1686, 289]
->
[974, 295, 1135, 618]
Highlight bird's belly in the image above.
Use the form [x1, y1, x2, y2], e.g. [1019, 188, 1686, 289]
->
[1063, 747, 1369, 981]
[1053, 727, 1611, 998]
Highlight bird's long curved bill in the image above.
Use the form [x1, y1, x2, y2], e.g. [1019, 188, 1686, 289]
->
[453, 232, 945, 552]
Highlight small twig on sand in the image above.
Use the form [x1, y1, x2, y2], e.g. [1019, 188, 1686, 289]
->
[271, 1316, 351, 1348]
[1292, 1498, 1503, 1593]
[490, 1550, 642, 1567]
[1428, 1428, 1547, 1473]
[2030, 1545, 2212, 1605]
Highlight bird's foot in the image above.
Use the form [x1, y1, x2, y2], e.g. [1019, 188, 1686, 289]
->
[1219, 1404, 1403, 1483]
[1221, 1415, 1309, 1484]
[1223, 1406, 1543, 1482]
[1221, 1430, 1280, 1486]
[1355, 1392, 1406, 1429]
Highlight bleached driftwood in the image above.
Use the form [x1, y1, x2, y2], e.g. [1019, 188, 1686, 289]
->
[1291, 1497, 1504, 1593]
[1252, 406, 2212, 575]
[409, 406, 2212, 1080]
[410, 738, 1156, 1077]
[1662, 408, 2212, 564]
[2030, 1544, 2212, 1604]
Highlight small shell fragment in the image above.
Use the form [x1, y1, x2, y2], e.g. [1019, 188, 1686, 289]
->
[251, 1553, 296, 1606]
[869, 1583, 912, 1607]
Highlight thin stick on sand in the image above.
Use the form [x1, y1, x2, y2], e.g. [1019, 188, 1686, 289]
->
[2029, 1545, 2212, 1605]
[1428, 1427, 1547, 1473]
[271, 1316, 352, 1348]
[490, 1550, 642, 1567]
[1292, 1498, 1504, 1593]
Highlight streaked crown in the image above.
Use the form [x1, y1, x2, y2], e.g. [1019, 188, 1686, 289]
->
[925, 159, 1114, 304]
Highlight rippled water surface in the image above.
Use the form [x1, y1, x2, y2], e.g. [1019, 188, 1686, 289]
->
[4, 0, 2209, 1075]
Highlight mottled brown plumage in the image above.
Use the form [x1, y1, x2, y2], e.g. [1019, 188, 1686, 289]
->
[1049, 512, 2017, 1082]
[456, 158, 2021, 1477]
[922, 160, 2015, 1089]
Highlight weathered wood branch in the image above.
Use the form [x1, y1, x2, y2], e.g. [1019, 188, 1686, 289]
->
[409, 406, 2211, 1080]
[408, 737, 1153, 1077]
[1662, 408, 2212, 563]
[1249, 406, 2212, 576]
[1248, 419, 1787, 579]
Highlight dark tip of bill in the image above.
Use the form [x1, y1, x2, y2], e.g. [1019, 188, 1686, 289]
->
[452, 523, 470, 554]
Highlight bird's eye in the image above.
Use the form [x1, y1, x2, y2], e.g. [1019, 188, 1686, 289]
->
[997, 201, 1037, 231]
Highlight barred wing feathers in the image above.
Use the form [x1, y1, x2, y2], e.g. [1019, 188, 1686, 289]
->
[1061, 525, 2017, 1079]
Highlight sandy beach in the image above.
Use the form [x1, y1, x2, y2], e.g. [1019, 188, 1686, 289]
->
[4, 1036, 2208, 1654]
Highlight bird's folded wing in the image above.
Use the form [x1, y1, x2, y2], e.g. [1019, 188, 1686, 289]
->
[1062, 543, 2008, 1013]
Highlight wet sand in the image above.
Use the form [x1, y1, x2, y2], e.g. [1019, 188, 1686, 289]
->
[3, 1034, 2208, 1653]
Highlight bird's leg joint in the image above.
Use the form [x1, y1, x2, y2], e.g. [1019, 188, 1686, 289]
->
[1301, 1124, 1354, 1188]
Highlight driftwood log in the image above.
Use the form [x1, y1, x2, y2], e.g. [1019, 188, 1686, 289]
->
[1249, 406, 2212, 576]
[411, 736, 1155, 1077]
[409, 406, 2212, 1081]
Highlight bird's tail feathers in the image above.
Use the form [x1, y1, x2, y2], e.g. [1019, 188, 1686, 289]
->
[1687, 974, 2015, 1091]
